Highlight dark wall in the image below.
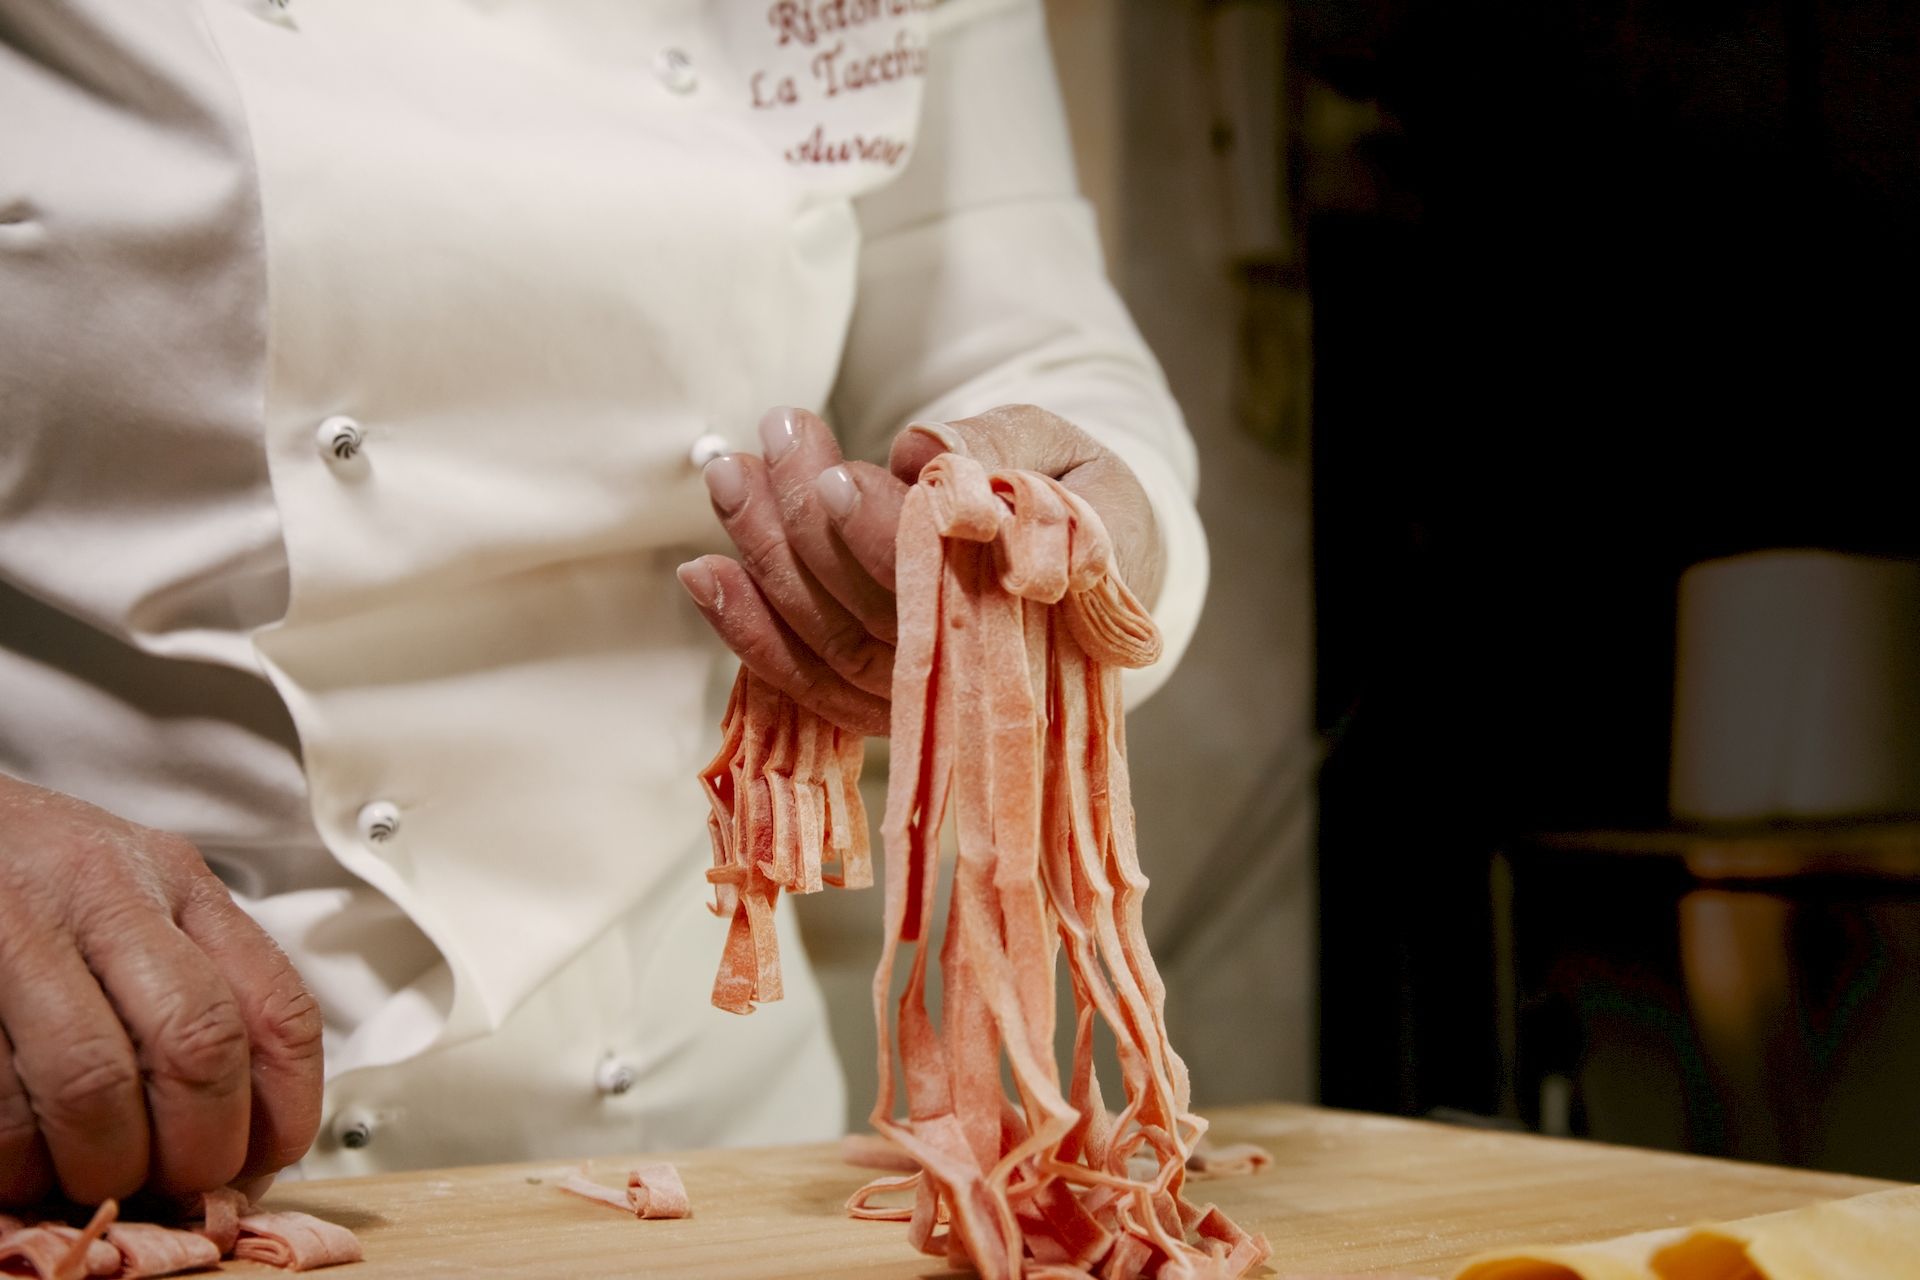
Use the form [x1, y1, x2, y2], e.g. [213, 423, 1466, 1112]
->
[1302, 0, 1920, 1116]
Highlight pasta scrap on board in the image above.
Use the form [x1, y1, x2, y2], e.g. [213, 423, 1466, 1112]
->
[556, 1165, 692, 1221]
[0, 1194, 361, 1277]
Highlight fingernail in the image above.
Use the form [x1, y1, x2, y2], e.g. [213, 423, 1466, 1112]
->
[815, 465, 857, 519]
[677, 559, 719, 608]
[904, 420, 967, 456]
[758, 406, 800, 462]
[703, 453, 747, 512]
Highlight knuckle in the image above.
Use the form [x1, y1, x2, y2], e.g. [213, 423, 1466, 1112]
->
[146, 995, 249, 1093]
[785, 660, 836, 705]
[253, 983, 324, 1066]
[979, 403, 1091, 470]
[136, 835, 217, 908]
[67, 845, 176, 927]
[842, 460, 904, 517]
[856, 644, 894, 686]
[141, 828, 199, 861]
[66, 896, 161, 960]
[42, 1036, 140, 1127]
[818, 624, 890, 689]
[146, 833, 208, 877]
[735, 526, 791, 584]
[0, 858, 89, 944]
[774, 473, 816, 526]
[980, 402, 1043, 433]
[815, 617, 870, 669]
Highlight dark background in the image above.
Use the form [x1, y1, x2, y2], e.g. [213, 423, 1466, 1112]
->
[1296, 0, 1920, 1125]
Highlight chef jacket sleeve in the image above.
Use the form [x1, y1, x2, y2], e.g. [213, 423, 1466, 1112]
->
[831, 0, 1208, 705]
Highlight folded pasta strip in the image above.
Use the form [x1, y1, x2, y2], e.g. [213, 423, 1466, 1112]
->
[0, 1193, 360, 1277]
[556, 1165, 691, 1221]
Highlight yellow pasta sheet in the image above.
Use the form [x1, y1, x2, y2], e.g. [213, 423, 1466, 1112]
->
[1455, 1186, 1920, 1280]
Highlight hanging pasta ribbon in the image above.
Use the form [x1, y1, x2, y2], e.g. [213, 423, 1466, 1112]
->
[697, 452, 1267, 1276]
[698, 666, 870, 1015]
[856, 454, 1269, 1280]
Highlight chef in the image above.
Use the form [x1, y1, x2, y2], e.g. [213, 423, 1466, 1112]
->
[0, 0, 1207, 1206]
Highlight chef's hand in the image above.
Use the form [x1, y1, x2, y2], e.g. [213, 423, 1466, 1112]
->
[676, 404, 1162, 736]
[0, 773, 323, 1207]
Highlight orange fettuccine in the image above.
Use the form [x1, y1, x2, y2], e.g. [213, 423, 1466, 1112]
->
[701, 454, 1267, 1277]
[698, 667, 870, 1014]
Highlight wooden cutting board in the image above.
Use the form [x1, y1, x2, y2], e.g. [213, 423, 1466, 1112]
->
[236, 1103, 1894, 1278]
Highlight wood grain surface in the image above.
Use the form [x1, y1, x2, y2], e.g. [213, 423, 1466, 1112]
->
[234, 1103, 1895, 1278]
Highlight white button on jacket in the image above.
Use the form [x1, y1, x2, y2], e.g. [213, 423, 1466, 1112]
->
[355, 801, 400, 845]
[317, 415, 365, 463]
[654, 48, 698, 96]
[687, 432, 731, 471]
[0, 0, 1208, 1175]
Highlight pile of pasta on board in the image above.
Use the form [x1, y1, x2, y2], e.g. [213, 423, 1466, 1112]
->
[0, 1190, 360, 1278]
[701, 454, 1269, 1280]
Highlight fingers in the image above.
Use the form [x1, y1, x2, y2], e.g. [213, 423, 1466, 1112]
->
[686, 406, 905, 732]
[887, 405, 1163, 606]
[175, 876, 323, 1180]
[0, 1027, 53, 1206]
[0, 919, 151, 1203]
[887, 405, 1095, 485]
[887, 419, 974, 485]
[0, 779, 317, 1205]
[760, 408, 902, 643]
[703, 447, 894, 697]
[678, 556, 891, 736]
[73, 882, 252, 1196]
[694, 401, 1163, 706]
[814, 462, 908, 593]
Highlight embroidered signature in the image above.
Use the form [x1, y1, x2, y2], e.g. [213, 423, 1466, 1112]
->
[769, 0, 937, 47]
[783, 125, 911, 167]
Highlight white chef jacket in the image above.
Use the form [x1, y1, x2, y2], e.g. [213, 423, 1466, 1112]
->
[0, 0, 1207, 1175]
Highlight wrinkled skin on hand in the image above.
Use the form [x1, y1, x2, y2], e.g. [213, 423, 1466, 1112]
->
[677, 404, 1163, 736]
[0, 774, 323, 1207]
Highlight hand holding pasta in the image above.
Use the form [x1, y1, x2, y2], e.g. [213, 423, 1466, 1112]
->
[676, 405, 1163, 736]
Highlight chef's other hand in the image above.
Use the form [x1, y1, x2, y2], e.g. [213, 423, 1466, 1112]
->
[0, 773, 324, 1207]
[677, 404, 1162, 737]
